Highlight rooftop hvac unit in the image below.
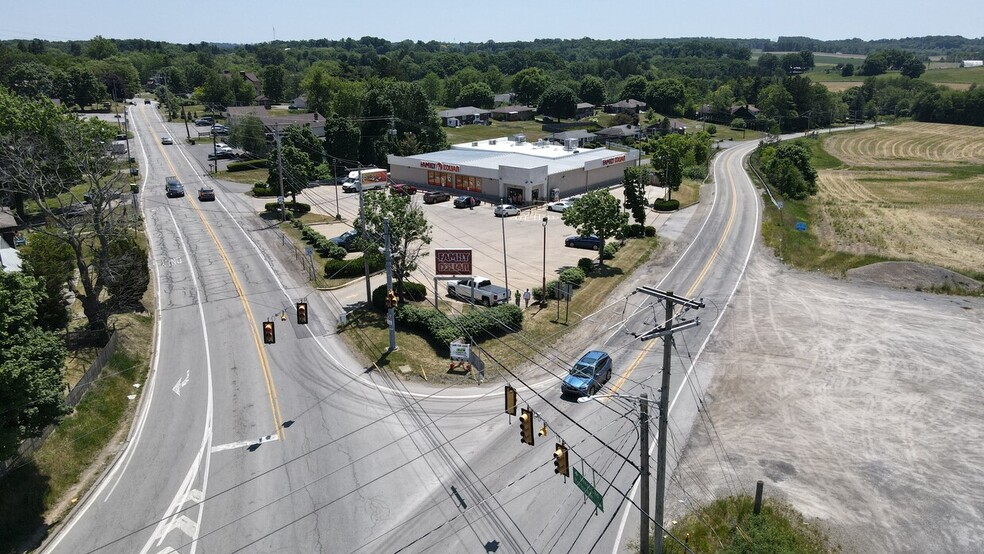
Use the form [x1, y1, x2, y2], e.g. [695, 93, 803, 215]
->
[472, 142, 478, 146]
[511, 134, 526, 144]
[564, 138, 578, 151]
[489, 139, 497, 145]
[536, 139, 545, 147]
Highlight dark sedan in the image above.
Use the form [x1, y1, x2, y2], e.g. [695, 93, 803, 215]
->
[453, 195, 480, 208]
[329, 229, 362, 252]
[422, 190, 451, 204]
[565, 234, 602, 250]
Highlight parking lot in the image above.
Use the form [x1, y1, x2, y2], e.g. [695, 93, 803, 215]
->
[298, 182, 670, 307]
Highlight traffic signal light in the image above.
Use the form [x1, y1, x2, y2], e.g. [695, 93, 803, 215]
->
[296, 302, 308, 325]
[504, 385, 516, 416]
[553, 443, 569, 477]
[385, 289, 397, 309]
[519, 408, 534, 446]
[262, 321, 275, 344]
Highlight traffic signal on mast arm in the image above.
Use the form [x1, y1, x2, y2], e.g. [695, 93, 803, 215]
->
[504, 385, 517, 416]
[296, 302, 308, 325]
[262, 321, 276, 344]
[553, 443, 569, 477]
[385, 289, 397, 309]
[520, 408, 534, 446]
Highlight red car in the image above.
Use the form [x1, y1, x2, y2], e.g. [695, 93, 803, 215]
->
[390, 183, 417, 196]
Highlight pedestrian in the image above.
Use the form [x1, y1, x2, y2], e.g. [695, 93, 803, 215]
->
[523, 288, 531, 308]
[515, 289, 521, 306]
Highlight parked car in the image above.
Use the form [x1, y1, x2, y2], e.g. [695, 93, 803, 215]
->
[207, 151, 235, 161]
[561, 350, 613, 396]
[565, 234, 602, 250]
[143, 99, 151, 105]
[547, 200, 574, 213]
[494, 204, 520, 217]
[198, 187, 215, 201]
[329, 229, 362, 252]
[165, 176, 185, 198]
[12, 233, 26, 247]
[390, 183, 417, 196]
[161, 136, 173, 145]
[211, 124, 229, 136]
[194, 118, 213, 126]
[422, 190, 451, 204]
[453, 195, 480, 208]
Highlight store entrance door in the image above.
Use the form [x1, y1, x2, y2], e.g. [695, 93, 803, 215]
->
[506, 186, 525, 205]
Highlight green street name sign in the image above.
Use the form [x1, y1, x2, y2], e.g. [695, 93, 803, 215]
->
[573, 468, 604, 512]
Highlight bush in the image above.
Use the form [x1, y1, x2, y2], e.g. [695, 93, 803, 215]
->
[559, 267, 586, 287]
[227, 158, 270, 172]
[253, 183, 276, 196]
[394, 302, 523, 346]
[578, 257, 594, 273]
[264, 201, 310, 215]
[653, 198, 680, 212]
[320, 240, 346, 260]
[623, 223, 647, 238]
[705, 124, 717, 135]
[603, 243, 618, 260]
[682, 165, 707, 180]
[371, 281, 429, 311]
[644, 225, 657, 237]
[324, 252, 384, 279]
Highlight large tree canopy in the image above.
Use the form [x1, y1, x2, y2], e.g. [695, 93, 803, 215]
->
[561, 190, 628, 266]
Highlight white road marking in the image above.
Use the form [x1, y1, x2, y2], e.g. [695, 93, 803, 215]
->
[210, 433, 280, 453]
[172, 370, 189, 396]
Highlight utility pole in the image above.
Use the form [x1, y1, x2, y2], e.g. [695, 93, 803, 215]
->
[384, 217, 396, 351]
[275, 124, 285, 221]
[635, 287, 703, 553]
[500, 197, 509, 294]
[640, 392, 650, 554]
[358, 167, 371, 303]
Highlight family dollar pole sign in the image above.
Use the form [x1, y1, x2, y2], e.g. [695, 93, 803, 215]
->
[435, 249, 473, 276]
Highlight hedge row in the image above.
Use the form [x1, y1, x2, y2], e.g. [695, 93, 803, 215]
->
[290, 219, 346, 260]
[622, 224, 657, 238]
[371, 282, 428, 311]
[227, 158, 270, 172]
[253, 183, 276, 196]
[654, 199, 680, 212]
[264, 201, 310, 215]
[324, 252, 384, 279]
[396, 303, 524, 346]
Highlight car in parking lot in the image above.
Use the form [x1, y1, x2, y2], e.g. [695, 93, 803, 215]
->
[561, 350, 613, 396]
[494, 204, 520, 217]
[422, 190, 451, 204]
[161, 136, 173, 145]
[547, 200, 574, 212]
[165, 176, 185, 198]
[453, 195, 480, 209]
[194, 118, 213, 126]
[329, 229, 362, 252]
[211, 124, 229, 136]
[207, 151, 235, 161]
[143, 99, 151, 105]
[198, 187, 215, 201]
[390, 183, 417, 196]
[565, 234, 602, 250]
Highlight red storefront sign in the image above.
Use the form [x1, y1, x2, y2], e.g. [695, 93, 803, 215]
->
[435, 249, 472, 275]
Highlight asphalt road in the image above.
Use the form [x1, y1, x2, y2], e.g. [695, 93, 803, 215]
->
[45, 102, 764, 554]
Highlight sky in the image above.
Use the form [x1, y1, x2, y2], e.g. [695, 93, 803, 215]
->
[2, 0, 981, 46]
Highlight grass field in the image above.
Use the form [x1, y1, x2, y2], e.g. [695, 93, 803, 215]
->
[806, 65, 984, 91]
[767, 122, 984, 279]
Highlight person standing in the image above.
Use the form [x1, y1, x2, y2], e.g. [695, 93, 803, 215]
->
[523, 288, 531, 308]
[514, 289, 521, 306]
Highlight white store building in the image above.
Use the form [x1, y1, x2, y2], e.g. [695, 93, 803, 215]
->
[387, 135, 639, 205]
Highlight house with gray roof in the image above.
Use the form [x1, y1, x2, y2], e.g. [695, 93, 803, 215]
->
[491, 105, 535, 122]
[438, 107, 491, 126]
[594, 124, 644, 142]
[604, 99, 647, 114]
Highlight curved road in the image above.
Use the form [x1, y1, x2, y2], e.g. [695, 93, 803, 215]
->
[45, 104, 765, 553]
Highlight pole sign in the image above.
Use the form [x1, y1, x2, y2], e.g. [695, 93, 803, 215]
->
[450, 340, 471, 361]
[435, 249, 472, 276]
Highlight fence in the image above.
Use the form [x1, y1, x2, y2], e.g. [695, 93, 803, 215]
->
[0, 331, 119, 477]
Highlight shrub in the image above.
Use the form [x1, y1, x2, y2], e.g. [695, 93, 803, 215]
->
[603, 243, 618, 260]
[682, 165, 707, 180]
[227, 158, 270, 172]
[320, 240, 346, 260]
[705, 124, 717, 135]
[264, 201, 310, 214]
[253, 183, 276, 196]
[644, 225, 657, 237]
[653, 198, 680, 212]
[393, 302, 523, 346]
[372, 281, 427, 311]
[578, 257, 594, 273]
[623, 223, 646, 238]
[559, 267, 586, 287]
[325, 252, 384, 279]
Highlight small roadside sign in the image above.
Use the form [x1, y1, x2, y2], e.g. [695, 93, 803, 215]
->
[795, 221, 807, 231]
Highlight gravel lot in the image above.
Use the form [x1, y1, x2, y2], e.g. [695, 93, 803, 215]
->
[665, 246, 984, 552]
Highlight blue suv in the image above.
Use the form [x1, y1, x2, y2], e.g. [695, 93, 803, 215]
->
[561, 351, 613, 396]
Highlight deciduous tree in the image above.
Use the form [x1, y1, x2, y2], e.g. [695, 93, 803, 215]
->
[561, 190, 628, 267]
[360, 192, 432, 299]
[537, 84, 578, 121]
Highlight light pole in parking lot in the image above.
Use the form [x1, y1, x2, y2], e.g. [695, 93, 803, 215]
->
[541, 216, 548, 306]
[501, 198, 509, 294]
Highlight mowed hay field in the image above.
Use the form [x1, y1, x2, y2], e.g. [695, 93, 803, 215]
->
[814, 122, 984, 276]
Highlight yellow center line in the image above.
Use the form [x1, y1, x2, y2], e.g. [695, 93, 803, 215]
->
[608, 150, 740, 395]
[146, 121, 285, 438]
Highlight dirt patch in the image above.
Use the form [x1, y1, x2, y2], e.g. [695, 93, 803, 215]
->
[845, 261, 983, 292]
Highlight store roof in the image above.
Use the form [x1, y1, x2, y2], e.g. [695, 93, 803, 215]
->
[405, 138, 627, 174]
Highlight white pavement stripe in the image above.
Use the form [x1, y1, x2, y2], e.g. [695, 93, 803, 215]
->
[210, 433, 279, 453]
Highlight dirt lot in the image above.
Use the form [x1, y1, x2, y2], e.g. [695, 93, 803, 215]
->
[666, 248, 984, 552]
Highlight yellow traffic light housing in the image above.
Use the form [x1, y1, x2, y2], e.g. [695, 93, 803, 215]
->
[553, 443, 569, 477]
[504, 385, 517, 416]
[296, 302, 308, 325]
[520, 408, 534, 446]
[262, 321, 276, 344]
[385, 289, 397, 309]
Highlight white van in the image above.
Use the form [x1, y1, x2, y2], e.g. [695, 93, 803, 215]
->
[341, 168, 389, 193]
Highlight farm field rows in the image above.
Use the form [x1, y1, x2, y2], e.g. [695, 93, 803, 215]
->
[813, 122, 984, 277]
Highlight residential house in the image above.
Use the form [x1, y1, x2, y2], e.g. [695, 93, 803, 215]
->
[698, 103, 761, 124]
[222, 70, 264, 102]
[438, 106, 491, 127]
[490, 105, 535, 122]
[575, 103, 595, 119]
[0, 209, 22, 272]
[493, 93, 516, 106]
[549, 129, 597, 148]
[604, 99, 647, 114]
[594, 124, 644, 143]
[644, 119, 687, 137]
[225, 105, 328, 138]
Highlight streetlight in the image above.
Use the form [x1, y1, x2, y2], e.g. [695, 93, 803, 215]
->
[501, 198, 509, 294]
[579, 392, 654, 554]
[541, 216, 548, 306]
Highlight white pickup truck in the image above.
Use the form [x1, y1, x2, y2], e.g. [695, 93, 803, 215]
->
[446, 277, 510, 306]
